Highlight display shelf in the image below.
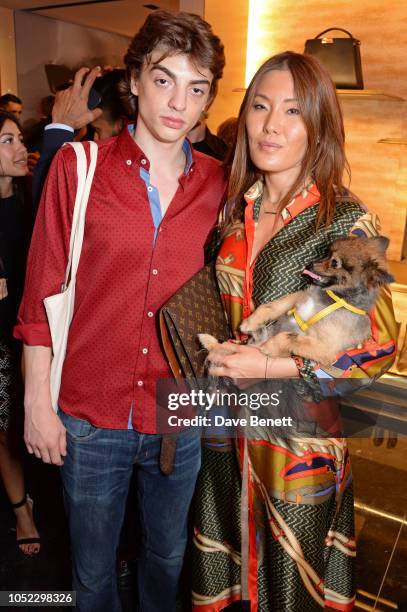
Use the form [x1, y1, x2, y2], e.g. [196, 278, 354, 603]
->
[377, 138, 407, 145]
[232, 88, 405, 101]
[337, 89, 405, 101]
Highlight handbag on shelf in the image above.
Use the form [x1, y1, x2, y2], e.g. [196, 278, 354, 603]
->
[304, 27, 364, 89]
[43, 141, 98, 412]
[160, 262, 231, 380]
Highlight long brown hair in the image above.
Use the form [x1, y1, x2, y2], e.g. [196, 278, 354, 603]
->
[225, 51, 349, 228]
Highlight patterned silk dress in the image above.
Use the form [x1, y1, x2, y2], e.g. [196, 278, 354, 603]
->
[192, 181, 397, 611]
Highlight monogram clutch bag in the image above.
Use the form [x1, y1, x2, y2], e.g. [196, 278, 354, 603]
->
[159, 263, 231, 380]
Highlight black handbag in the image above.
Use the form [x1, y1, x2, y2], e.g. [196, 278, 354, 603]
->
[304, 28, 364, 89]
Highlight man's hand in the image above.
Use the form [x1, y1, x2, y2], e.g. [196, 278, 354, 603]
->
[0, 278, 8, 300]
[25, 400, 66, 466]
[52, 66, 103, 129]
[23, 345, 66, 465]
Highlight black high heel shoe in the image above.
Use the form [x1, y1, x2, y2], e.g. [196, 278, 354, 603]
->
[12, 494, 41, 555]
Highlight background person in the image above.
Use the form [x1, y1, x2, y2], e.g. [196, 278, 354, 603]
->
[216, 115, 238, 153]
[0, 94, 23, 120]
[0, 111, 40, 556]
[192, 51, 397, 611]
[31, 67, 130, 210]
[187, 110, 228, 160]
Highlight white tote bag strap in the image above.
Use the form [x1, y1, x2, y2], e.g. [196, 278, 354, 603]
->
[63, 141, 98, 288]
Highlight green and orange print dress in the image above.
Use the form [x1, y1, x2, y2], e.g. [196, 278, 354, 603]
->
[192, 180, 397, 611]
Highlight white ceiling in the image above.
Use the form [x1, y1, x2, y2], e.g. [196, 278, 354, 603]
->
[0, 0, 179, 37]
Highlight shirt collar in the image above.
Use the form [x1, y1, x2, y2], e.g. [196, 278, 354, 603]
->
[244, 178, 320, 224]
[182, 139, 194, 174]
[116, 124, 195, 175]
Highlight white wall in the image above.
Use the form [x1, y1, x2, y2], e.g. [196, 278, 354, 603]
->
[14, 11, 130, 124]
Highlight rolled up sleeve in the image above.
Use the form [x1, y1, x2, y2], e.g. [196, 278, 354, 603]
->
[14, 144, 79, 346]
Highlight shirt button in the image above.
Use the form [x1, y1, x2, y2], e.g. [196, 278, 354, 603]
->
[137, 380, 143, 386]
[152, 269, 158, 275]
[126, 159, 132, 165]
[147, 186, 153, 192]
[142, 348, 148, 354]
[147, 311, 154, 318]
[141, 158, 147, 165]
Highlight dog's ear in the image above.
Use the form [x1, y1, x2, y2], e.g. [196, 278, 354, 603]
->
[363, 261, 394, 288]
[376, 269, 395, 286]
[369, 236, 390, 255]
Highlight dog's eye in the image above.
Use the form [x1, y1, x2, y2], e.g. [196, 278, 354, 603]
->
[330, 258, 340, 269]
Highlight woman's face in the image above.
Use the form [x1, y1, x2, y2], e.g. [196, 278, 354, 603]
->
[0, 119, 28, 178]
[246, 69, 308, 182]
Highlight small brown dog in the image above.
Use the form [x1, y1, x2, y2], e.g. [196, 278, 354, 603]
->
[199, 236, 393, 366]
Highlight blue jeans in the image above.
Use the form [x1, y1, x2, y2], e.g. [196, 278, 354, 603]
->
[58, 410, 201, 612]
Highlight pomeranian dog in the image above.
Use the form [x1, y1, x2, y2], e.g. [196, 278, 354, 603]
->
[199, 236, 394, 367]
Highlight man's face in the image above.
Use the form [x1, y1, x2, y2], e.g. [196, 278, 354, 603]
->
[5, 101, 23, 118]
[131, 50, 213, 145]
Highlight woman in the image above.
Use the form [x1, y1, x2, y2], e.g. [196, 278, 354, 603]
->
[192, 53, 397, 611]
[0, 111, 40, 555]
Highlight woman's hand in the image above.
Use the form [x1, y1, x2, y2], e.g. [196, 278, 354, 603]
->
[207, 341, 300, 383]
[0, 278, 8, 300]
[208, 342, 268, 384]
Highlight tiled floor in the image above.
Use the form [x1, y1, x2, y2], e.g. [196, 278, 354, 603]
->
[1, 379, 406, 611]
[349, 436, 407, 611]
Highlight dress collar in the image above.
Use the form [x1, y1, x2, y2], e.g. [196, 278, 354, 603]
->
[243, 178, 321, 225]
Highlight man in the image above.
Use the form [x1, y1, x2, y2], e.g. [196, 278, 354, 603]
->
[15, 11, 225, 612]
[188, 111, 228, 160]
[31, 67, 129, 208]
[0, 93, 23, 118]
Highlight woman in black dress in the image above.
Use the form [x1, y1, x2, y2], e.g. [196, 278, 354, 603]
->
[0, 111, 40, 554]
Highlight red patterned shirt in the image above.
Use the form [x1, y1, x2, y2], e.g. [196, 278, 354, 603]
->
[15, 127, 227, 431]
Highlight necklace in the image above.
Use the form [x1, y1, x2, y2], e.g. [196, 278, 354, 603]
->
[261, 199, 279, 215]
[261, 181, 314, 216]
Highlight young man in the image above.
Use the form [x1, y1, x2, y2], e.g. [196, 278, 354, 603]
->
[15, 11, 226, 612]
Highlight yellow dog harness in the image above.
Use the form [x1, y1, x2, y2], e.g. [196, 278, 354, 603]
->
[288, 289, 368, 332]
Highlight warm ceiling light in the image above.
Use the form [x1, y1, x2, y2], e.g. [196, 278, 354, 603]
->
[246, 0, 276, 87]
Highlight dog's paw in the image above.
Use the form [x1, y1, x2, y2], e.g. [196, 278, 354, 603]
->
[240, 305, 273, 333]
[260, 332, 295, 357]
[240, 317, 257, 334]
[197, 333, 219, 351]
